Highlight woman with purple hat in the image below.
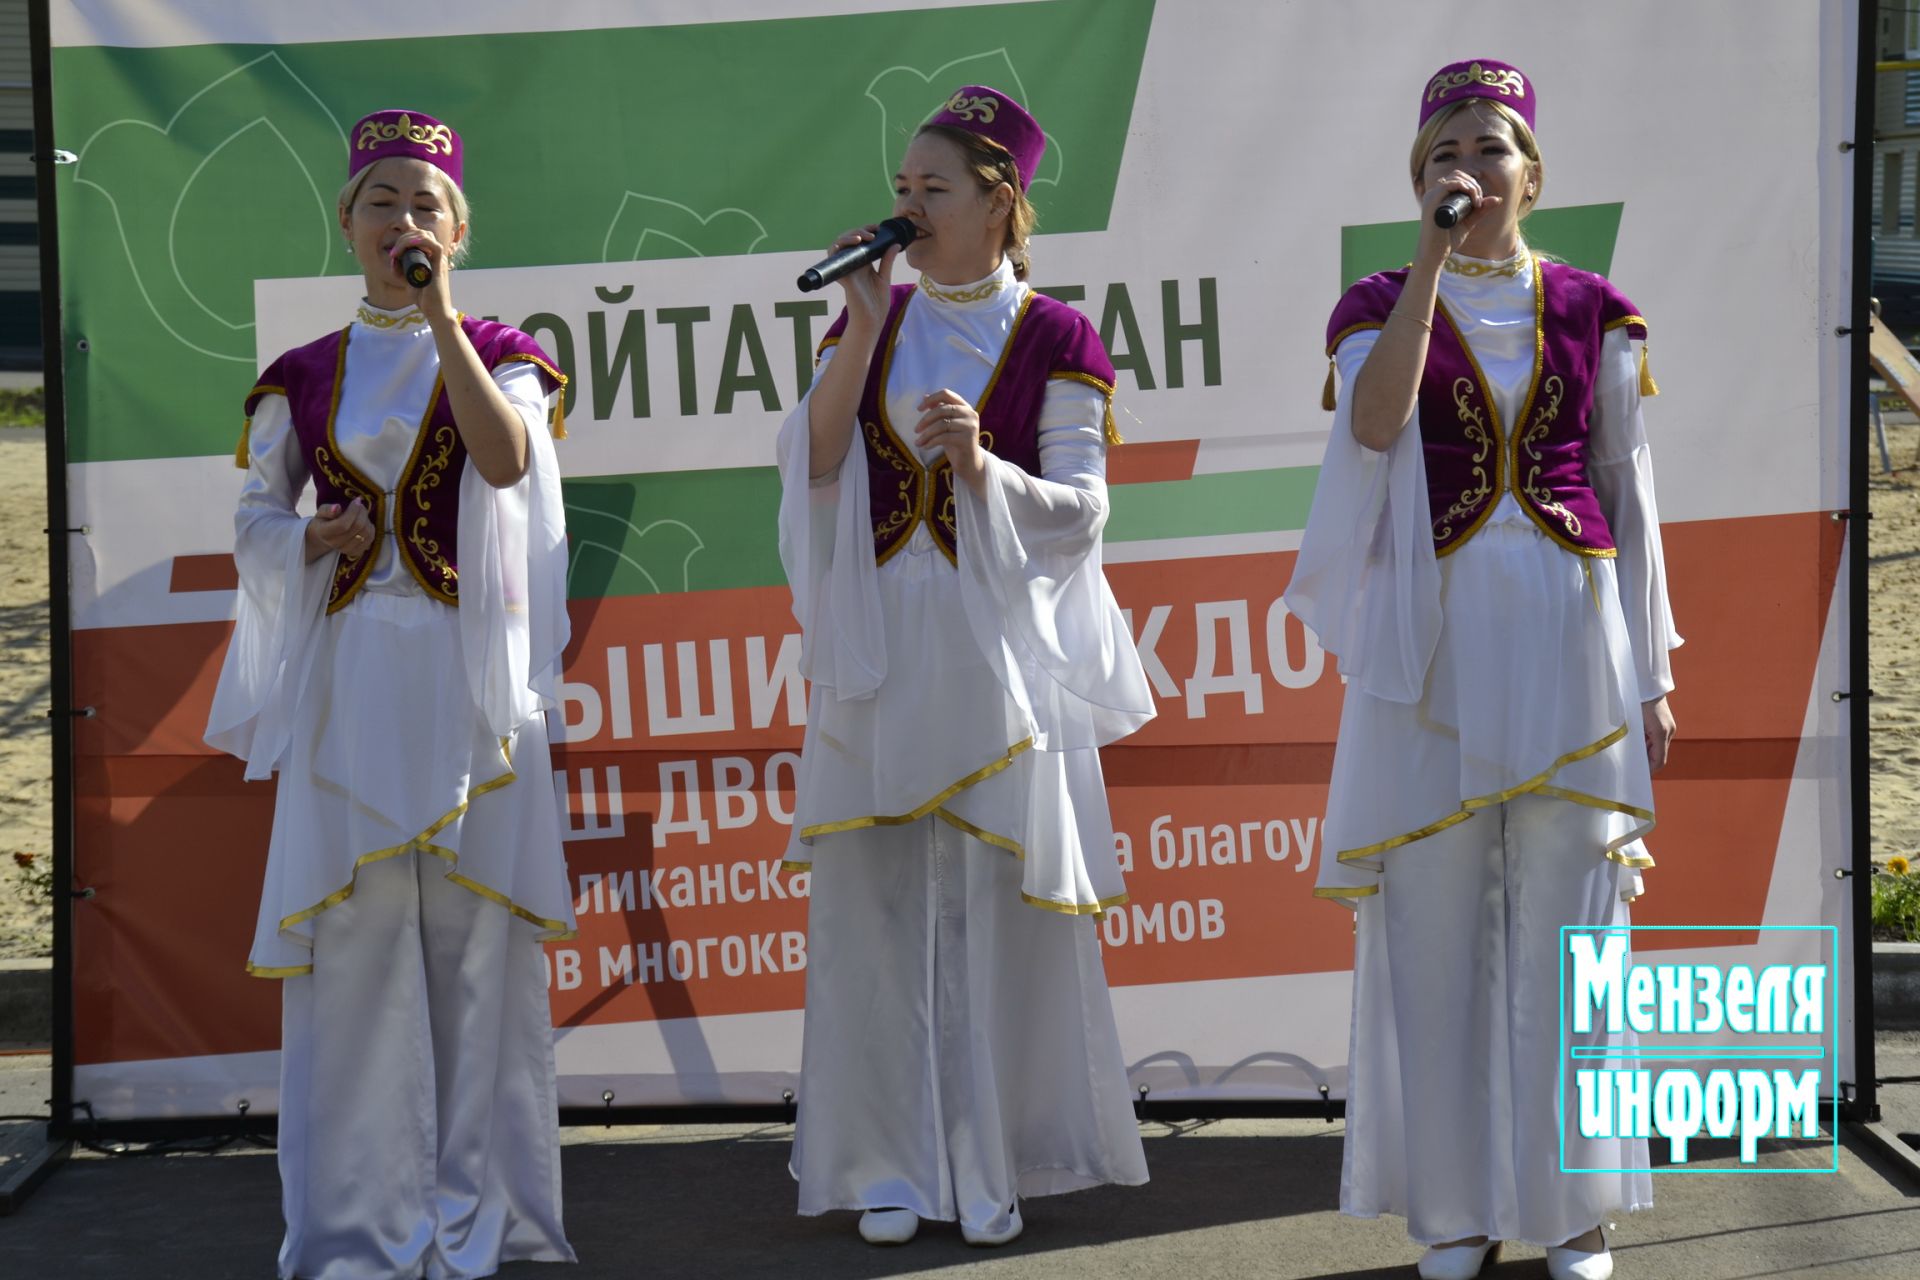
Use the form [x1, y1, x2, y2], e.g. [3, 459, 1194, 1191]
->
[1285, 60, 1679, 1280]
[206, 109, 577, 1278]
[775, 85, 1155, 1246]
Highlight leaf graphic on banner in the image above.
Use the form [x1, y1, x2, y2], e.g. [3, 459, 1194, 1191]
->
[566, 503, 707, 598]
[866, 50, 1064, 196]
[601, 193, 770, 261]
[71, 53, 347, 362]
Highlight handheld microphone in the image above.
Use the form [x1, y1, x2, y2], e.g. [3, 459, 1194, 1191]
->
[1433, 192, 1475, 229]
[399, 246, 433, 289]
[796, 218, 921, 292]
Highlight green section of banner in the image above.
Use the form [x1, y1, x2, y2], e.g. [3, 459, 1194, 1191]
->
[1338, 203, 1625, 287]
[560, 461, 1317, 599]
[563, 470, 784, 598]
[1108, 467, 1318, 543]
[52, 0, 1156, 465]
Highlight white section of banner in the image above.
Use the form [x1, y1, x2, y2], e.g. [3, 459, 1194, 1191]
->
[248, 231, 1250, 476]
[74, 1051, 281, 1122]
[69, 938, 1845, 1121]
[1129, 0, 1839, 527]
[67, 971, 1358, 1117]
[68, 454, 260, 632]
[49, 0, 1040, 50]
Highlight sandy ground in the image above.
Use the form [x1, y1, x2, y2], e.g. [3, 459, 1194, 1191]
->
[0, 427, 51, 959]
[1872, 416, 1920, 864]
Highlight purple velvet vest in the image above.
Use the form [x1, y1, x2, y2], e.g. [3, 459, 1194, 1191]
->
[1326, 259, 1647, 558]
[818, 285, 1118, 566]
[243, 317, 565, 612]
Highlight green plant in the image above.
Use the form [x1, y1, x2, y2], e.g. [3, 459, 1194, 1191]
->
[1872, 857, 1920, 942]
[9, 850, 52, 902]
[0, 387, 45, 428]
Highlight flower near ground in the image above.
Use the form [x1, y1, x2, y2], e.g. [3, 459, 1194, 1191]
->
[1875, 857, 1920, 941]
[9, 850, 51, 902]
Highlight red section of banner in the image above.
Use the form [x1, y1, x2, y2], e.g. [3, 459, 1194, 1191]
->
[66, 512, 1842, 1067]
[168, 554, 240, 594]
[1108, 439, 1200, 484]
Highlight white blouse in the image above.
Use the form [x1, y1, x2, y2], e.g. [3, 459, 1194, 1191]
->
[209, 301, 570, 776]
[1286, 248, 1682, 904]
[775, 258, 1155, 912]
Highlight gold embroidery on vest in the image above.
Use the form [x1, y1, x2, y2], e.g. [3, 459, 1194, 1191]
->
[387, 379, 459, 603]
[937, 475, 958, 545]
[407, 422, 460, 592]
[870, 289, 1036, 568]
[317, 326, 386, 614]
[1516, 374, 1581, 537]
[1432, 375, 1494, 543]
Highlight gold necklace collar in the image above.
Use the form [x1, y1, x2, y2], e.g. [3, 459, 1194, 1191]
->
[1443, 249, 1530, 279]
[356, 303, 429, 329]
[919, 274, 1009, 304]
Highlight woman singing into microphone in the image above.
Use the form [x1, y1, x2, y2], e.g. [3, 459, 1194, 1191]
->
[206, 109, 577, 1279]
[776, 85, 1155, 1247]
[1285, 62, 1680, 1280]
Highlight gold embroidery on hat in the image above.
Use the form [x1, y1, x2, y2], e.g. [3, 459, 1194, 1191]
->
[1426, 62, 1526, 104]
[942, 91, 999, 124]
[356, 113, 455, 156]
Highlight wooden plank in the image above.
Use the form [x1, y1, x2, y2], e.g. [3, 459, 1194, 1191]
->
[0, 1122, 68, 1216]
[1871, 313, 1920, 416]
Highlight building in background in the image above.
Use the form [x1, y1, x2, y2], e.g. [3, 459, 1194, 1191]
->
[0, 0, 36, 373]
[1876, 4, 1920, 337]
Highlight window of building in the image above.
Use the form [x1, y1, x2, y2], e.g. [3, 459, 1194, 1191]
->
[1888, 151, 1905, 235]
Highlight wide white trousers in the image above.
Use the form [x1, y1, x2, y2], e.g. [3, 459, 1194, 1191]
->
[1341, 793, 1653, 1247]
[792, 819, 1148, 1233]
[277, 854, 574, 1279]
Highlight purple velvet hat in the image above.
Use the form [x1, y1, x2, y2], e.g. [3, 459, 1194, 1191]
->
[349, 109, 462, 187]
[924, 85, 1045, 191]
[1419, 60, 1535, 134]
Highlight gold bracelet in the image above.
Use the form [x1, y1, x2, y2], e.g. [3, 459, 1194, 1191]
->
[1390, 308, 1434, 333]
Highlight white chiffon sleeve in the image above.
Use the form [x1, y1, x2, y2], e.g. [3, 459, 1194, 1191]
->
[1590, 327, 1682, 701]
[456, 363, 572, 736]
[774, 345, 886, 700]
[953, 378, 1156, 750]
[204, 394, 336, 778]
[1282, 330, 1442, 704]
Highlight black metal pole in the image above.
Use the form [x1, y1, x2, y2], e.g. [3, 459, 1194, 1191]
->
[25, 0, 77, 1142]
[1847, 0, 1879, 1126]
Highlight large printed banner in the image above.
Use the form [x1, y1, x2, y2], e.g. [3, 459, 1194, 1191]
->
[48, 0, 1858, 1118]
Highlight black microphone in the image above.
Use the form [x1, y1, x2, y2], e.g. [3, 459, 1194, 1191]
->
[399, 246, 433, 289]
[796, 218, 921, 292]
[1433, 192, 1475, 229]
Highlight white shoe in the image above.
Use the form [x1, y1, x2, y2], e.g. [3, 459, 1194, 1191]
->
[1547, 1237, 1613, 1280]
[961, 1203, 1023, 1247]
[857, 1208, 918, 1244]
[1417, 1239, 1501, 1280]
